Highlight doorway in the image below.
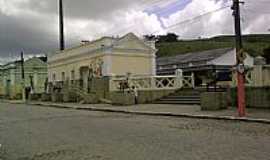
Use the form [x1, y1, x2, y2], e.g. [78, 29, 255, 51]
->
[80, 67, 89, 91]
[5, 80, 11, 98]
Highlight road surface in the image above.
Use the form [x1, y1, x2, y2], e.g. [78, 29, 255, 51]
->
[0, 103, 270, 160]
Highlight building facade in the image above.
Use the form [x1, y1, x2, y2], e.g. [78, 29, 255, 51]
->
[48, 33, 157, 84]
[0, 57, 48, 99]
[157, 48, 254, 86]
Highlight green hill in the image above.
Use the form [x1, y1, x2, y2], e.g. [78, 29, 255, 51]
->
[156, 34, 270, 57]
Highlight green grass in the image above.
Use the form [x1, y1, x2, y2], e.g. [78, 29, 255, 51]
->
[156, 34, 270, 57]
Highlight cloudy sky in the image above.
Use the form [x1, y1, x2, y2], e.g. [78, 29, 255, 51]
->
[0, 0, 269, 63]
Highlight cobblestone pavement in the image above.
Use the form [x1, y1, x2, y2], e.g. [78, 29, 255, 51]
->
[0, 102, 270, 160]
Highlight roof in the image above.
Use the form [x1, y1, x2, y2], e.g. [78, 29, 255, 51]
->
[157, 48, 234, 66]
[0, 57, 47, 70]
[56, 32, 155, 54]
[157, 64, 233, 75]
[2, 60, 21, 67]
[59, 36, 114, 53]
[37, 56, 47, 63]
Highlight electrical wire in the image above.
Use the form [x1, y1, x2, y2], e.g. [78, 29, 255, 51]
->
[150, 4, 231, 34]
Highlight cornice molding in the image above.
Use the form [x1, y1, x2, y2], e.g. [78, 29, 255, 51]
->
[48, 48, 155, 67]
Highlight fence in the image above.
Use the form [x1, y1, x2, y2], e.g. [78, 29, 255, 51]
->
[233, 65, 270, 87]
[245, 69, 253, 86]
[109, 74, 194, 91]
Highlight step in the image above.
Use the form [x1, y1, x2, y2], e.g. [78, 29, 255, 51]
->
[160, 98, 200, 102]
[173, 93, 201, 97]
[156, 98, 201, 102]
[155, 101, 201, 105]
[166, 96, 200, 99]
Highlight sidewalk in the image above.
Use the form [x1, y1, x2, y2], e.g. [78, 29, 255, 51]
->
[25, 101, 270, 124]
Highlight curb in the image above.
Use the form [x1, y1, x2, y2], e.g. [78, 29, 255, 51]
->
[29, 102, 270, 125]
[1, 100, 25, 104]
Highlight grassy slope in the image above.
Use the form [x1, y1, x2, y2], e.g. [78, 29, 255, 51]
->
[156, 34, 270, 57]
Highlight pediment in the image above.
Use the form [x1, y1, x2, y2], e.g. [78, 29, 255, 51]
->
[24, 57, 47, 67]
[115, 33, 154, 51]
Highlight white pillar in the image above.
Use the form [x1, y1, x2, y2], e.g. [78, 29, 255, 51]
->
[33, 70, 38, 93]
[3, 76, 7, 95]
[151, 53, 156, 76]
[102, 55, 112, 76]
[103, 48, 113, 76]
[10, 69, 15, 85]
[175, 69, 183, 88]
[151, 76, 156, 89]
[191, 72, 195, 88]
[10, 69, 16, 98]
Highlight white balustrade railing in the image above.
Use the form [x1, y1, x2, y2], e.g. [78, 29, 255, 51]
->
[245, 69, 253, 86]
[109, 74, 194, 91]
[232, 68, 254, 87]
[182, 76, 195, 88]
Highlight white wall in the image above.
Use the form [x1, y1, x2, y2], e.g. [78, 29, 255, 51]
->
[209, 49, 254, 67]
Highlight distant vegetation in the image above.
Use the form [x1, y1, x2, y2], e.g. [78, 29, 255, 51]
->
[146, 33, 270, 58]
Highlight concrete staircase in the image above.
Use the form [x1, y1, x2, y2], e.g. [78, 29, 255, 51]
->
[65, 85, 98, 103]
[155, 89, 201, 105]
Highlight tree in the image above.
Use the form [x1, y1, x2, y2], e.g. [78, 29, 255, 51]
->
[157, 33, 179, 43]
[263, 46, 270, 64]
[143, 34, 157, 41]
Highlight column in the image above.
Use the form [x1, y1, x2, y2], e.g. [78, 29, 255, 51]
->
[191, 72, 195, 88]
[33, 70, 38, 93]
[175, 69, 183, 88]
[10, 69, 16, 98]
[151, 53, 156, 76]
[103, 47, 113, 76]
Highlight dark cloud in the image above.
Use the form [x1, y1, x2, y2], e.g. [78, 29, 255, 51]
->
[16, 0, 137, 20]
[0, 12, 58, 58]
[0, 0, 269, 61]
[0, 0, 139, 59]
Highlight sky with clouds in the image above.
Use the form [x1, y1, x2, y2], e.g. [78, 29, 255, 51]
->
[0, 0, 269, 63]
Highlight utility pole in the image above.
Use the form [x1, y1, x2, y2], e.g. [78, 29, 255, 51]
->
[21, 51, 26, 102]
[59, 0, 65, 51]
[232, 0, 246, 117]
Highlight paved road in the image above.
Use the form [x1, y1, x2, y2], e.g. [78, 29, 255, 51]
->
[0, 103, 270, 160]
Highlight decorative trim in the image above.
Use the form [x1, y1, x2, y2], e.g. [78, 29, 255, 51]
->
[48, 51, 153, 69]
[49, 47, 153, 64]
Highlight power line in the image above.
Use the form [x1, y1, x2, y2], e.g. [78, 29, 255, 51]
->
[106, 0, 188, 37]
[150, 4, 231, 34]
[144, 0, 192, 17]
[111, 1, 231, 36]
